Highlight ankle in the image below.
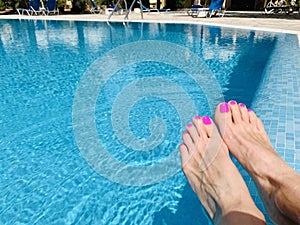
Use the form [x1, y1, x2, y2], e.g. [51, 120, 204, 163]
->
[219, 211, 266, 225]
[218, 197, 265, 223]
[246, 146, 288, 181]
[254, 156, 296, 188]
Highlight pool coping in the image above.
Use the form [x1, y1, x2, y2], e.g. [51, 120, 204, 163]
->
[1, 11, 300, 36]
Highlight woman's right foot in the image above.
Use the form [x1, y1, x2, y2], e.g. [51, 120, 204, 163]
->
[215, 101, 300, 225]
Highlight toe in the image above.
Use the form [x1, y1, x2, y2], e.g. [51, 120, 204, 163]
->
[248, 108, 256, 124]
[201, 116, 224, 160]
[201, 116, 213, 138]
[239, 103, 250, 122]
[248, 109, 265, 132]
[192, 116, 205, 137]
[182, 130, 194, 150]
[180, 143, 190, 168]
[248, 108, 260, 127]
[228, 100, 242, 123]
[214, 102, 232, 137]
[186, 123, 200, 144]
[256, 118, 265, 132]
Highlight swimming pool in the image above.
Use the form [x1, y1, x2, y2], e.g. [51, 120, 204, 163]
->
[0, 19, 299, 225]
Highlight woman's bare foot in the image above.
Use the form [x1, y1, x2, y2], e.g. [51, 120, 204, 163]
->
[215, 101, 300, 225]
[180, 115, 265, 224]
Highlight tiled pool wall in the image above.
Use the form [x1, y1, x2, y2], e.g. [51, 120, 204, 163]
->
[248, 33, 300, 224]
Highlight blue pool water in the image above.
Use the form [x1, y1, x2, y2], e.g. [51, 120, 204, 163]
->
[0, 19, 299, 224]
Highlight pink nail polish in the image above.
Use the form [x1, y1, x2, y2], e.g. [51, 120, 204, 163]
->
[239, 103, 245, 107]
[247, 108, 252, 112]
[187, 123, 193, 128]
[220, 102, 229, 113]
[229, 100, 236, 105]
[194, 115, 201, 120]
[183, 131, 188, 135]
[202, 116, 211, 125]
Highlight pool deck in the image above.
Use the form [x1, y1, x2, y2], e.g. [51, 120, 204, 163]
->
[1, 11, 300, 34]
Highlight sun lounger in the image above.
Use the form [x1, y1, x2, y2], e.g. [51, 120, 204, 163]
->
[264, 5, 291, 13]
[17, 0, 46, 15]
[264, 0, 293, 14]
[136, 0, 170, 13]
[105, 4, 125, 15]
[45, 0, 59, 15]
[187, 4, 203, 16]
[17, 4, 31, 15]
[30, 0, 46, 15]
[17, 0, 45, 16]
[190, 0, 225, 18]
[89, 0, 102, 14]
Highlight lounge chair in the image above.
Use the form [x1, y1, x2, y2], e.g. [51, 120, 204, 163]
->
[191, 0, 225, 18]
[17, 3, 31, 15]
[45, 0, 59, 15]
[28, 0, 46, 15]
[264, 0, 292, 14]
[89, 0, 102, 14]
[17, 0, 45, 15]
[105, 4, 125, 15]
[136, 0, 170, 13]
[30, 0, 46, 15]
[187, 4, 203, 16]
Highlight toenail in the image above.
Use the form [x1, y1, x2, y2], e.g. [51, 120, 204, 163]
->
[220, 102, 229, 113]
[239, 103, 245, 107]
[247, 108, 252, 112]
[187, 123, 193, 128]
[194, 115, 201, 120]
[183, 131, 188, 135]
[202, 116, 211, 125]
[229, 100, 237, 105]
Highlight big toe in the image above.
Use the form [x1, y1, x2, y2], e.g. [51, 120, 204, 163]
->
[180, 143, 190, 169]
[214, 102, 233, 137]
